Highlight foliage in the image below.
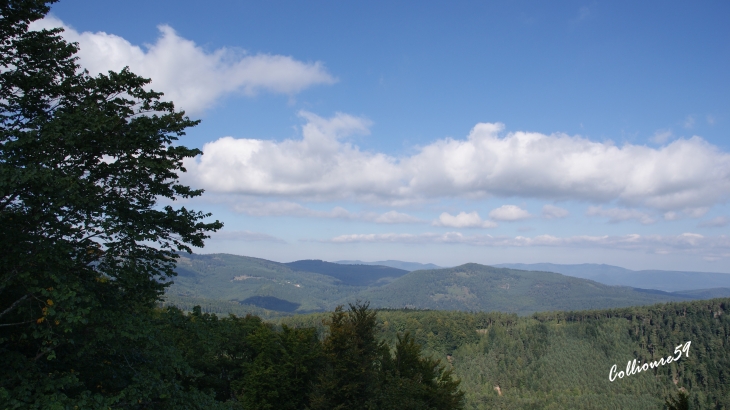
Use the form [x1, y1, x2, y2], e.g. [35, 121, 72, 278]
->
[665, 391, 690, 410]
[282, 298, 730, 409]
[0, 0, 222, 407]
[284, 259, 408, 286]
[154, 303, 464, 410]
[310, 303, 388, 409]
[239, 323, 322, 410]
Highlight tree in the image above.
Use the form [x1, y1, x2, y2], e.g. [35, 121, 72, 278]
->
[310, 302, 464, 410]
[664, 391, 690, 410]
[310, 302, 388, 410]
[238, 324, 322, 410]
[379, 332, 464, 410]
[0, 0, 222, 407]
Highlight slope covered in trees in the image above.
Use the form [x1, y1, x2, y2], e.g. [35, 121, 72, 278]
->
[168, 253, 726, 316]
[285, 259, 409, 286]
[496, 263, 730, 292]
[335, 259, 443, 271]
[282, 297, 730, 409]
[358, 263, 703, 314]
[157, 302, 465, 409]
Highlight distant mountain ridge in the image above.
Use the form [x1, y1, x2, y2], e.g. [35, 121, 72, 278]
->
[284, 259, 408, 286]
[334, 260, 442, 271]
[494, 262, 730, 292]
[355, 263, 711, 315]
[167, 253, 730, 315]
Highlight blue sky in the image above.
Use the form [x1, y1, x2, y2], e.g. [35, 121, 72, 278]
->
[44, 1, 730, 271]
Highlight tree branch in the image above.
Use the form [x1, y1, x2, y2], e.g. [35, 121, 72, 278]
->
[0, 319, 34, 327]
[0, 293, 29, 319]
[33, 344, 59, 361]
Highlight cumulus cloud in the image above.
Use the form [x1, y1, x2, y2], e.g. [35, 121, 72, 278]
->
[327, 232, 730, 260]
[489, 205, 532, 221]
[432, 212, 497, 228]
[183, 114, 730, 212]
[30, 17, 336, 114]
[231, 199, 420, 224]
[586, 206, 656, 225]
[542, 204, 569, 219]
[183, 111, 402, 200]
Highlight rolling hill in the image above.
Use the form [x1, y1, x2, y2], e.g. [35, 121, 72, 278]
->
[356, 263, 703, 315]
[335, 259, 443, 271]
[165, 253, 729, 316]
[284, 259, 409, 286]
[495, 262, 730, 292]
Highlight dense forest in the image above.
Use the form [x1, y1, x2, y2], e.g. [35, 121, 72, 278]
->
[282, 297, 730, 409]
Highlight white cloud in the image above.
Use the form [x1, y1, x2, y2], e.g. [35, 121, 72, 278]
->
[432, 212, 497, 228]
[31, 17, 336, 114]
[183, 114, 730, 212]
[586, 206, 655, 225]
[373, 210, 422, 224]
[210, 230, 285, 243]
[650, 129, 672, 144]
[542, 204, 569, 219]
[489, 205, 532, 221]
[327, 232, 730, 260]
[684, 115, 695, 129]
[699, 216, 729, 228]
[183, 111, 402, 200]
[231, 199, 420, 224]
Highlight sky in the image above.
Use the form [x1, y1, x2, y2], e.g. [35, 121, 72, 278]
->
[40, 0, 730, 271]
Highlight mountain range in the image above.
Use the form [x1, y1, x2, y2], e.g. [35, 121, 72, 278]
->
[335, 259, 442, 271]
[493, 262, 730, 292]
[166, 253, 730, 316]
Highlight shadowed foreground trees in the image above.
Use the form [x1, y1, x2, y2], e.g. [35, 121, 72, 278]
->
[309, 302, 463, 410]
[0, 0, 223, 407]
[162, 302, 464, 410]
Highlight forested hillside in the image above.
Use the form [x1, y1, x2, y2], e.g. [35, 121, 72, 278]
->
[496, 263, 730, 292]
[167, 253, 726, 317]
[357, 263, 703, 314]
[336, 259, 443, 271]
[282, 298, 730, 409]
[284, 259, 409, 286]
[169, 253, 358, 312]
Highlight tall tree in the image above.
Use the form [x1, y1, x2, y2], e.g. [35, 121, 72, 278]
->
[380, 332, 464, 410]
[310, 303, 464, 410]
[310, 302, 388, 410]
[0, 0, 222, 407]
[239, 324, 322, 410]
